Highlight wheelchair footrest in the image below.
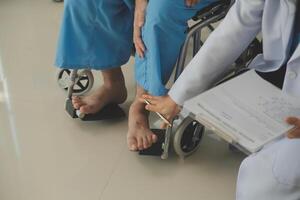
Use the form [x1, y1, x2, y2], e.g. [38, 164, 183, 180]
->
[81, 104, 125, 121]
[65, 99, 126, 121]
[139, 129, 166, 156]
[66, 99, 78, 118]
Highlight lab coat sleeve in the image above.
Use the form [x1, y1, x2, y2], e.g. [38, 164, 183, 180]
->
[169, 0, 265, 105]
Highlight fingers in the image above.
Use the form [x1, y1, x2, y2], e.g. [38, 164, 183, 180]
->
[142, 94, 159, 100]
[145, 104, 161, 113]
[287, 127, 300, 139]
[141, 94, 161, 104]
[186, 0, 199, 7]
[134, 30, 146, 58]
[186, 0, 192, 7]
[134, 11, 146, 58]
[139, 97, 159, 105]
[286, 117, 300, 139]
[286, 117, 300, 127]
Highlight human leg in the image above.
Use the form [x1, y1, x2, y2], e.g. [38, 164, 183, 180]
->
[135, 0, 217, 96]
[127, 86, 157, 151]
[55, 0, 134, 113]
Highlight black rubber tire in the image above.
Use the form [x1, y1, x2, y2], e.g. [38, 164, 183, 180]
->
[173, 117, 205, 158]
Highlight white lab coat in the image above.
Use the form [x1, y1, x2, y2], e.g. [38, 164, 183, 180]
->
[169, 0, 300, 199]
[169, 0, 299, 105]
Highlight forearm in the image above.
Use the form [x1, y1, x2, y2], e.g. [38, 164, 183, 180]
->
[169, 0, 264, 105]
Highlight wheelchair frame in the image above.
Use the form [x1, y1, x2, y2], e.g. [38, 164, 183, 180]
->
[175, 0, 232, 81]
[168, 0, 263, 159]
[56, 0, 260, 158]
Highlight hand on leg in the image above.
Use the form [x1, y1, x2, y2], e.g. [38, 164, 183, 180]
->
[134, 0, 148, 58]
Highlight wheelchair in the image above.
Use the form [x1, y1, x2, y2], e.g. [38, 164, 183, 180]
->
[56, 0, 261, 157]
[56, 0, 234, 115]
[158, 0, 262, 159]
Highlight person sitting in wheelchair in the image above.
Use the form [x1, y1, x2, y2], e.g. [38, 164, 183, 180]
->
[142, 0, 300, 199]
[55, 0, 221, 151]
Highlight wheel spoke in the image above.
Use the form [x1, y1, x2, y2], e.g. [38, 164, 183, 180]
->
[64, 69, 71, 76]
[76, 81, 86, 90]
[79, 76, 89, 81]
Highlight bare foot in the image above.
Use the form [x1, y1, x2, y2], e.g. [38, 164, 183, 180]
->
[72, 68, 127, 114]
[72, 84, 127, 114]
[127, 100, 157, 151]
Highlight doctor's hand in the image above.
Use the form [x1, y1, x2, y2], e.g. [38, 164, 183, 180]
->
[134, 0, 147, 58]
[141, 95, 181, 129]
[286, 117, 300, 139]
[185, 0, 201, 7]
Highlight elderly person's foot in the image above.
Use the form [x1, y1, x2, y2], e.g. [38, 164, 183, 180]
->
[72, 67, 127, 114]
[127, 87, 157, 151]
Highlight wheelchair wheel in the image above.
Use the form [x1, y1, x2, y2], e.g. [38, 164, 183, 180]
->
[173, 116, 205, 158]
[57, 69, 94, 96]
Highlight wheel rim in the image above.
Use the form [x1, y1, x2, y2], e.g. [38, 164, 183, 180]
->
[73, 75, 90, 93]
[57, 69, 91, 94]
[180, 120, 204, 153]
[57, 69, 71, 90]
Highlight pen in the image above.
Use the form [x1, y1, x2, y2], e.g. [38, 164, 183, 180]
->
[144, 99, 172, 127]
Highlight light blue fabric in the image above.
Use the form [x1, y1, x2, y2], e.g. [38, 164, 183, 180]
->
[55, 0, 134, 69]
[55, 0, 217, 95]
[134, 0, 217, 96]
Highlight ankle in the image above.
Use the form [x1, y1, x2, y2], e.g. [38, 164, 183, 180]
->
[131, 100, 148, 114]
[103, 81, 124, 90]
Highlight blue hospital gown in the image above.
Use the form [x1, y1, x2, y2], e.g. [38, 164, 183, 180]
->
[55, 0, 217, 96]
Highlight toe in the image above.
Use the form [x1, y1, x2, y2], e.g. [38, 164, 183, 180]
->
[72, 97, 84, 109]
[143, 136, 149, 149]
[146, 135, 153, 147]
[127, 136, 138, 151]
[73, 102, 84, 110]
[80, 105, 92, 114]
[72, 96, 80, 101]
[151, 134, 158, 143]
[137, 137, 144, 150]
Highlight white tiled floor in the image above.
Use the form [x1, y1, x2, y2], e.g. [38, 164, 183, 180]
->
[0, 1, 245, 200]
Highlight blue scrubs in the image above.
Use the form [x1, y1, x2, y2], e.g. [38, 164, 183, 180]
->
[55, 0, 216, 96]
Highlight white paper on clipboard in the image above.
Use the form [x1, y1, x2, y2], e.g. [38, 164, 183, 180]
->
[184, 70, 299, 153]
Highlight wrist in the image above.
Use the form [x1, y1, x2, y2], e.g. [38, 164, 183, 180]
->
[167, 95, 181, 111]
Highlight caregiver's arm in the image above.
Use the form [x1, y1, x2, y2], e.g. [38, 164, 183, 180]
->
[143, 0, 265, 126]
